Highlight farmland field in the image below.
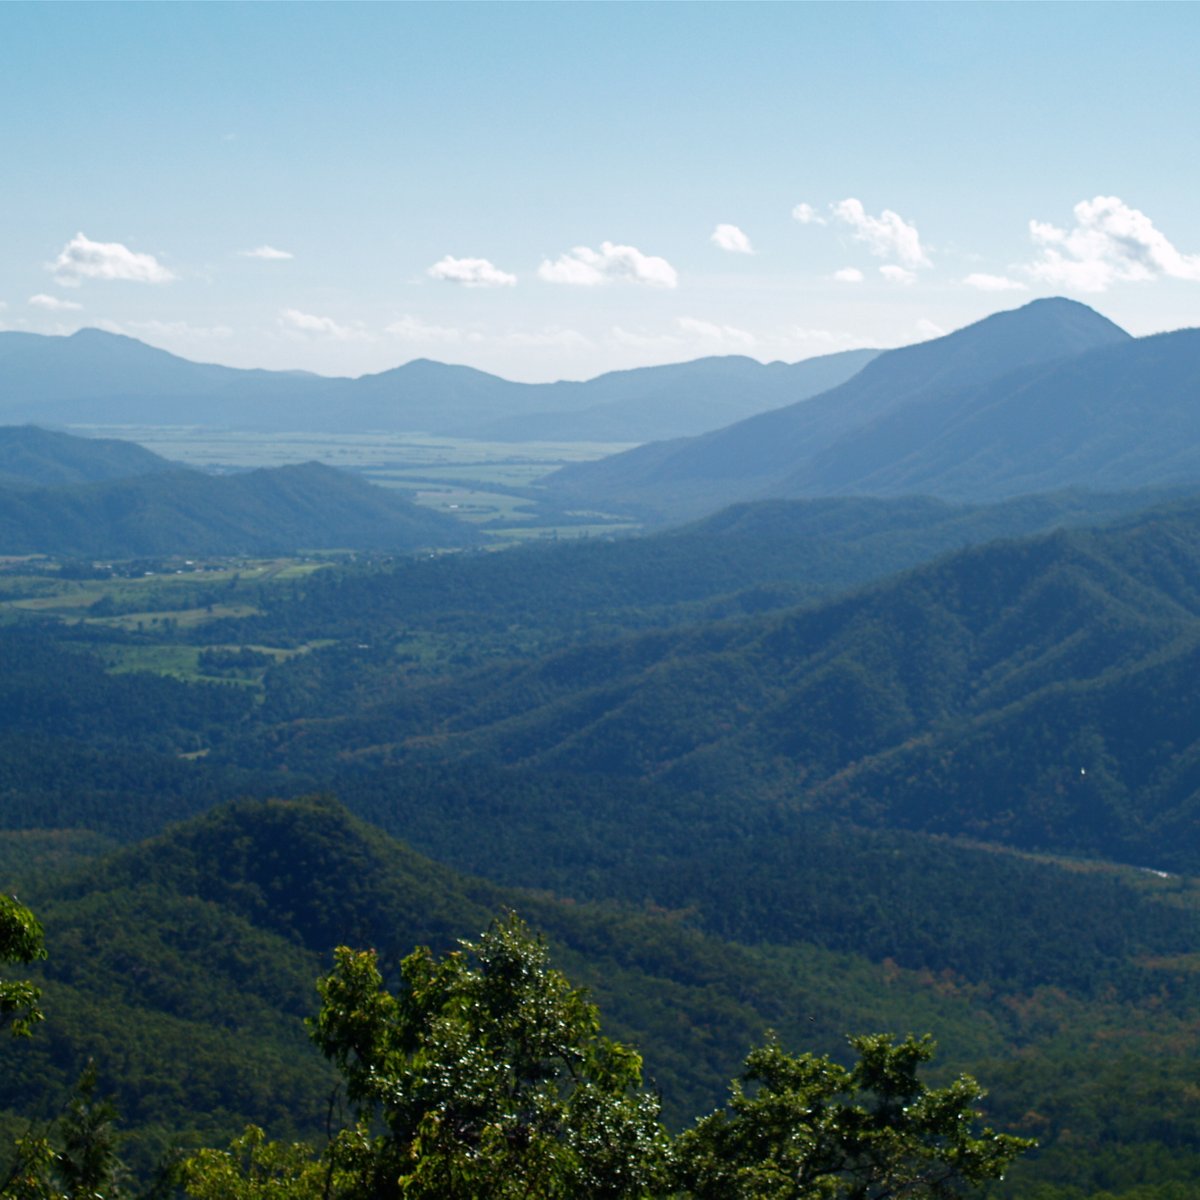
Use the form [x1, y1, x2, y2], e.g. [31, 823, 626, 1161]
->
[68, 426, 641, 539]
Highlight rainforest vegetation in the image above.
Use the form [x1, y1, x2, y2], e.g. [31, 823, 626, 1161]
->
[5, 486, 1200, 1197]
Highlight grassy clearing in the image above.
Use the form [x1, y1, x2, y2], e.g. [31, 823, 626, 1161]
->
[0, 558, 329, 623]
[407, 485, 537, 524]
[87, 638, 333, 684]
[87, 603, 263, 631]
[483, 522, 640, 542]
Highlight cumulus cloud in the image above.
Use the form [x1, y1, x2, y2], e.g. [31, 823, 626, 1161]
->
[879, 264, 917, 285]
[832, 267, 864, 283]
[791, 203, 825, 225]
[385, 314, 463, 343]
[279, 308, 368, 341]
[1025, 196, 1200, 292]
[710, 224, 754, 254]
[964, 272, 1028, 292]
[427, 255, 516, 288]
[832, 199, 930, 268]
[538, 242, 678, 288]
[676, 316, 757, 348]
[240, 245, 293, 260]
[50, 232, 175, 286]
[29, 293, 82, 311]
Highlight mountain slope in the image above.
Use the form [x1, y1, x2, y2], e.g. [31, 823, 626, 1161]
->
[0, 424, 174, 486]
[0, 459, 477, 555]
[246, 497, 1200, 870]
[205, 486, 1186, 653]
[9, 793, 1200, 1194]
[471, 349, 880, 442]
[544, 298, 1133, 522]
[779, 326, 1200, 500]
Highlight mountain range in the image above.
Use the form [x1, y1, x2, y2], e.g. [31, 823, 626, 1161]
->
[0, 426, 472, 556]
[216, 492, 1200, 875]
[0, 327, 876, 441]
[546, 298, 1200, 522]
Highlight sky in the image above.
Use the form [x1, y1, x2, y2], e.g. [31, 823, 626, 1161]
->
[3, 2, 1200, 383]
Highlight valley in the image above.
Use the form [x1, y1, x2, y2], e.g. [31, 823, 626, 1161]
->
[3, 298, 1200, 1199]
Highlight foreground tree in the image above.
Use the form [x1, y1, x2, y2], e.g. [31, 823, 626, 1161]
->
[0, 896, 46, 1040]
[309, 913, 668, 1199]
[181, 1125, 331, 1200]
[674, 1033, 1031, 1199]
[182, 913, 1030, 1199]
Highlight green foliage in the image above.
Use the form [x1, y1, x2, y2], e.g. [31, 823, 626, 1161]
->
[178, 919, 1030, 1200]
[0, 895, 45, 1038]
[675, 1034, 1031, 1200]
[0, 1064, 128, 1200]
[181, 1126, 330, 1200]
[310, 914, 668, 1198]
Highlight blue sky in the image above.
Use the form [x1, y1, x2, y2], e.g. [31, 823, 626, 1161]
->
[3, 2, 1200, 381]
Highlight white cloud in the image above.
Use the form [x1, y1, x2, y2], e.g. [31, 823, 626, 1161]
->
[832, 198, 930, 268]
[879, 264, 917, 285]
[50, 232, 175, 286]
[710, 223, 754, 254]
[676, 316, 757, 348]
[538, 241, 678, 288]
[832, 267, 864, 284]
[915, 318, 947, 340]
[791, 203, 825, 225]
[385, 314, 463, 343]
[427, 255, 516, 288]
[1025, 196, 1200, 293]
[279, 308, 368, 341]
[240, 245, 293, 260]
[964, 272, 1028, 292]
[29, 293, 82, 311]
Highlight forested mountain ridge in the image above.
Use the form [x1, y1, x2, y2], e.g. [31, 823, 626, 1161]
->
[0, 424, 173, 487]
[0, 457, 475, 555]
[220, 497, 1200, 871]
[543, 297, 1144, 522]
[0, 327, 878, 440]
[6, 484, 1200, 1194]
[205, 485, 1183, 648]
[8, 794, 1200, 1195]
[777, 325, 1200, 500]
[471, 347, 880, 441]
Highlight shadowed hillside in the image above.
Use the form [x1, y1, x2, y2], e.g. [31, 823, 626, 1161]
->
[544, 298, 1136, 523]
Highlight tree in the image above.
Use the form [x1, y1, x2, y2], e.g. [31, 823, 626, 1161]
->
[181, 1126, 330, 1200]
[673, 1033, 1032, 1199]
[0, 895, 46, 1040]
[1, 1064, 129, 1200]
[2, 907, 130, 1200]
[181, 915, 1031, 1200]
[309, 913, 668, 1199]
